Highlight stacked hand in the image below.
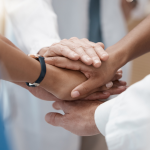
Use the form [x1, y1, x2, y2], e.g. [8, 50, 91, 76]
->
[38, 37, 127, 100]
[45, 100, 102, 136]
[25, 37, 127, 137]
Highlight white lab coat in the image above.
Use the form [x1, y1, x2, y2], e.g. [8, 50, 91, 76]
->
[1, 0, 146, 150]
[2, 1, 80, 150]
[95, 75, 150, 150]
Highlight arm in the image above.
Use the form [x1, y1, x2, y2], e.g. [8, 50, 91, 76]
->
[0, 35, 126, 100]
[71, 14, 150, 98]
[4, 0, 109, 67]
[0, 36, 86, 100]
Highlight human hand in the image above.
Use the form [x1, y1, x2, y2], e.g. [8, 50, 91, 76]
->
[14, 82, 60, 101]
[40, 64, 117, 100]
[45, 100, 102, 136]
[45, 56, 126, 99]
[39, 37, 109, 68]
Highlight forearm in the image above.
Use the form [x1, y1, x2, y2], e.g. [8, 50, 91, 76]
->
[106, 15, 150, 71]
[0, 34, 20, 50]
[0, 39, 41, 83]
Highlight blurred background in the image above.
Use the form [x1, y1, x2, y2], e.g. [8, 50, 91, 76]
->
[0, 0, 150, 150]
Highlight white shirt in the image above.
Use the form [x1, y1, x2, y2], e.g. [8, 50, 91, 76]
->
[95, 75, 150, 150]
[2, 0, 147, 150]
[4, 0, 60, 54]
[2, 1, 80, 150]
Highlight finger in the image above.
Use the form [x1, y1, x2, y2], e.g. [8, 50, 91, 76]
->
[53, 102, 62, 110]
[94, 43, 109, 61]
[45, 112, 64, 126]
[61, 38, 93, 65]
[44, 44, 79, 60]
[106, 86, 127, 95]
[71, 79, 100, 98]
[45, 57, 93, 77]
[95, 82, 114, 92]
[112, 73, 122, 81]
[80, 39, 101, 68]
[83, 39, 104, 49]
[84, 85, 127, 100]
[45, 57, 81, 70]
[52, 101, 71, 113]
[83, 91, 110, 101]
[113, 80, 127, 87]
[117, 68, 123, 74]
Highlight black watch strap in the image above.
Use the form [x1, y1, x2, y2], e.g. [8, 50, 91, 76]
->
[26, 56, 46, 87]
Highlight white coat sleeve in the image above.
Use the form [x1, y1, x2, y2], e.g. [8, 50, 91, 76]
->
[4, 0, 60, 54]
[95, 75, 150, 150]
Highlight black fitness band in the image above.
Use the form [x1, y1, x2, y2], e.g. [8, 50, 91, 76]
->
[26, 56, 46, 87]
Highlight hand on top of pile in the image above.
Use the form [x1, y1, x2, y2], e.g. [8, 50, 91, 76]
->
[39, 37, 109, 68]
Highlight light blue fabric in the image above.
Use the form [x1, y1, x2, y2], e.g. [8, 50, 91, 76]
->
[89, 0, 103, 43]
[0, 114, 9, 150]
[0, 85, 9, 150]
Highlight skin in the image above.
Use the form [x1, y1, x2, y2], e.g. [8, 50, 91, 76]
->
[45, 100, 102, 136]
[45, 15, 150, 136]
[0, 35, 126, 100]
[40, 37, 109, 68]
[121, 0, 137, 20]
[71, 15, 150, 99]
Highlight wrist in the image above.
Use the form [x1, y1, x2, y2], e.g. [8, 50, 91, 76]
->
[106, 44, 129, 71]
[40, 64, 57, 93]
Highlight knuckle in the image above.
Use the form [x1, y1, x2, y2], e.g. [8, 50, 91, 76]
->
[61, 39, 68, 44]
[59, 46, 67, 53]
[97, 42, 105, 48]
[49, 57, 57, 64]
[94, 43, 101, 49]
[49, 113, 57, 126]
[70, 37, 78, 41]
[51, 42, 59, 46]
[61, 117, 69, 127]
[83, 44, 92, 50]
[81, 38, 89, 42]
[72, 43, 81, 50]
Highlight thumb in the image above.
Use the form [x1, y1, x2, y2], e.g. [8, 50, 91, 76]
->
[45, 112, 64, 127]
[71, 79, 100, 98]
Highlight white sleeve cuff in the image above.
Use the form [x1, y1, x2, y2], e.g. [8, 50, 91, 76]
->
[29, 39, 60, 54]
[94, 98, 117, 136]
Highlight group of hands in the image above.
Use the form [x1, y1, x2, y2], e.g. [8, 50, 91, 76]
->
[27, 37, 127, 136]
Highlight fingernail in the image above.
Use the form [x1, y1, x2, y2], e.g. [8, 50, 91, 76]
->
[118, 86, 125, 89]
[102, 53, 108, 58]
[106, 82, 113, 88]
[94, 60, 101, 67]
[71, 91, 80, 98]
[86, 57, 91, 62]
[118, 68, 122, 72]
[103, 91, 109, 95]
[118, 73, 122, 76]
[95, 60, 100, 64]
[73, 53, 79, 58]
